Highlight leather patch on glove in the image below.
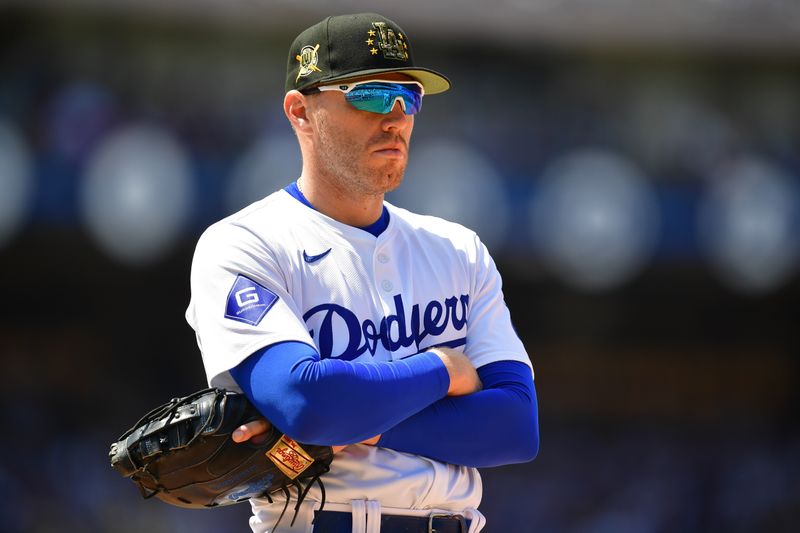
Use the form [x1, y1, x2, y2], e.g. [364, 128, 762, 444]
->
[266, 435, 315, 480]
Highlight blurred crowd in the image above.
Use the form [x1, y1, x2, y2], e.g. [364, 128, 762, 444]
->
[2, 9, 799, 292]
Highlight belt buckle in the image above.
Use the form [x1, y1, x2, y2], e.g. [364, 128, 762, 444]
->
[428, 513, 467, 533]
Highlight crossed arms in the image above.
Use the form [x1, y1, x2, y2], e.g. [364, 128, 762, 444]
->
[230, 342, 538, 468]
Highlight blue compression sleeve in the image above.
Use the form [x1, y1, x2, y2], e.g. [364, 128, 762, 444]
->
[377, 360, 539, 468]
[229, 341, 450, 445]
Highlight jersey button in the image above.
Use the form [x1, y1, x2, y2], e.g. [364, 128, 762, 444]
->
[377, 253, 389, 264]
[381, 280, 393, 292]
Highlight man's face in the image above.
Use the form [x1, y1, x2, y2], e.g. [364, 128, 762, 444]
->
[306, 73, 416, 197]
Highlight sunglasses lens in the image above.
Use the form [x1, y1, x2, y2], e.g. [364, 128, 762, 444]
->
[344, 83, 422, 115]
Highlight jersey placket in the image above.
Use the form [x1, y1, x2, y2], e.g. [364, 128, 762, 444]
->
[372, 238, 406, 359]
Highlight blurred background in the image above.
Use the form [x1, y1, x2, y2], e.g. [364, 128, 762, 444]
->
[1, 1, 799, 532]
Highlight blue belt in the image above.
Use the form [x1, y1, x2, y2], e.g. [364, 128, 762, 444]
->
[313, 510, 470, 532]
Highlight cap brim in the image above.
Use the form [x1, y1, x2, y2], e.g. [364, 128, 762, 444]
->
[307, 67, 451, 95]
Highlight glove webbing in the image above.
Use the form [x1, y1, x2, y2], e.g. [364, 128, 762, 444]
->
[126, 389, 223, 501]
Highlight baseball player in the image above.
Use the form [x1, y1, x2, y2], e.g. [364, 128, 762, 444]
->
[186, 13, 539, 533]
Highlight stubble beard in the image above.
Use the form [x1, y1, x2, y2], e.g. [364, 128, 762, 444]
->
[313, 113, 407, 198]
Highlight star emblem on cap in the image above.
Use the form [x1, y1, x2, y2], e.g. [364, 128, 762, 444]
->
[365, 21, 409, 61]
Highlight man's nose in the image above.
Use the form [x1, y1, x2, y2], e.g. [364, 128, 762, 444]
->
[382, 99, 409, 129]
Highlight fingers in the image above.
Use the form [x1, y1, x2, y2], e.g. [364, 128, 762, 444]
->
[361, 435, 381, 446]
[232, 418, 271, 443]
[232, 421, 380, 451]
[331, 434, 381, 454]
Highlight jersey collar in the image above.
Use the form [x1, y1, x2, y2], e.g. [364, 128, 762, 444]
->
[284, 181, 390, 238]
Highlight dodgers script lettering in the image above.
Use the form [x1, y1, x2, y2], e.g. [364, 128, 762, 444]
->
[303, 293, 469, 360]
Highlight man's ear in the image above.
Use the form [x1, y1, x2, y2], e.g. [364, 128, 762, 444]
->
[284, 90, 312, 133]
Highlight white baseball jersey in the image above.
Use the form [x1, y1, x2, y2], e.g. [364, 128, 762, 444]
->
[186, 187, 532, 532]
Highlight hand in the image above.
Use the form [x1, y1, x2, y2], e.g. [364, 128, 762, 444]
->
[428, 347, 482, 396]
[232, 419, 379, 453]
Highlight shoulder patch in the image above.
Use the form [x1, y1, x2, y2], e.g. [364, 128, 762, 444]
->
[224, 275, 279, 326]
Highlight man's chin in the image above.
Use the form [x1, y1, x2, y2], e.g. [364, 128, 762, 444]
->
[383, 177, 403, 194]
[378, 168, 405, 194]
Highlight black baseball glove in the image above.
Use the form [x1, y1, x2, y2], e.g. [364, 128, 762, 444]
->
[109, 388, 333, 525]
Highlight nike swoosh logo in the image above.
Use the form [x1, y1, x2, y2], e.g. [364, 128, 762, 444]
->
[303, 248, 332, 264]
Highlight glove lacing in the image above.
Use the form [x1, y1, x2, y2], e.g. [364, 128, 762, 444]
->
[269, 465, 330, 530]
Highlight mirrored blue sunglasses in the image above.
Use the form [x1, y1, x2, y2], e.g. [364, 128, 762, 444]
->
[305, 79, 424, 115]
